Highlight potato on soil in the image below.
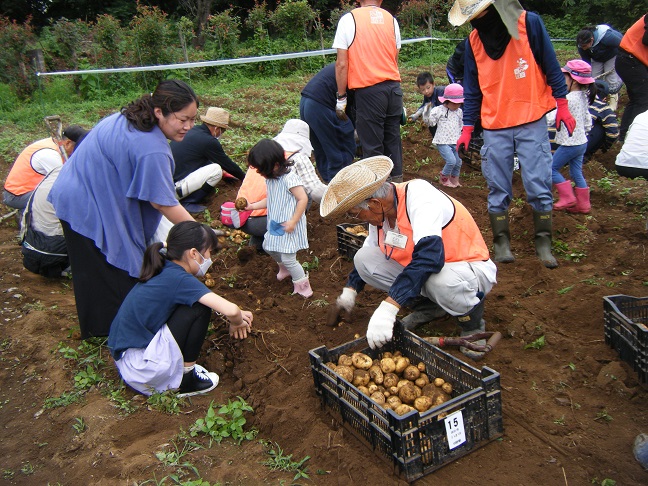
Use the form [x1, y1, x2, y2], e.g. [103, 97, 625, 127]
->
[235, 197, 248, 210]
[369, 365, 384, 385]
[415, 373, 430, 388]
[394, 404, 415, 416]
[399, 383, 418, 404]
[386, 395, 402, 408]
[380, 357, 396, 374]
[336, 365, 354, 383]
[338, 354, 353, 367]
[370, 391, 386, 406]
[352, 369, 370, 387]
[434, 377, 445, 387]
[383, 372, 399, 388]
[394, 356, 410, 374]
[442, 382, 453, 395]
[204, 278, 215, 288]
[403, 365, 421, 381]
[414, 395, 434, 413]
[352, 352, 373, 370]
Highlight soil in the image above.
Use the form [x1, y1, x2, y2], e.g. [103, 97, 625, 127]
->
[1, 93, 648, 486]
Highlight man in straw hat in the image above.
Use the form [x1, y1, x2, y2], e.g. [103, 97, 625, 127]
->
[320, 156, 497, 359]
[170, 107, 246, 211]
[332, 0, 403, 182]
[450, 0, 575, 269]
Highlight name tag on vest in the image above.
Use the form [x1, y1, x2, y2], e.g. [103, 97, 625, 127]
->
[384, 231, 407, 249]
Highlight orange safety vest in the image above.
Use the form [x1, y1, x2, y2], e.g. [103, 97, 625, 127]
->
[4, 138, 62, 196]
[377, 182, 490, 266]
[237, 167, 267, 217]
[469, 11, 555, 130]
[620, 15, 648, 67]
[347, 7, 400, 89]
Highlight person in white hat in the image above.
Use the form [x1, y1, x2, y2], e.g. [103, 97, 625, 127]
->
[321, 156, 497, 359]
[450, 0, 575, 269]
[170, 106, 246, 212]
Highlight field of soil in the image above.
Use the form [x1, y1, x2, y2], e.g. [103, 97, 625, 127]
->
[1, 83, 647, 485]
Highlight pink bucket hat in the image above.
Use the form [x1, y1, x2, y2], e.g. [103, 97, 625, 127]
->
[561, 60, 595, 85]
[439, 83, 464, 103]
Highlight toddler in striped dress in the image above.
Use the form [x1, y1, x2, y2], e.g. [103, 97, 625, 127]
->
[244, 138, 313, 297]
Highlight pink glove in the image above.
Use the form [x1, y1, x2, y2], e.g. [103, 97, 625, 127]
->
[456, 125, 474, 154]
[555, 98, 575, 136]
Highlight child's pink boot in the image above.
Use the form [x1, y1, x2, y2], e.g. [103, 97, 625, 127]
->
[276, 263, 290, 281]
[449, 175, 462, 187]
[292, 274, 313, 298]
[439, 171, 455, 188]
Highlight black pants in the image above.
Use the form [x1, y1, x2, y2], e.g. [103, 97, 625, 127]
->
[61, 221, 137, 339]
[615, 50, 648, 141]
[166, 303, 211, 362]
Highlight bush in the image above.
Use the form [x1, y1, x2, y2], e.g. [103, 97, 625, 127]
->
[206, 9, 241, 59]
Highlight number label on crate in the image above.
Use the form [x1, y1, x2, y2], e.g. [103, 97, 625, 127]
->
[444, 410, 466, 450]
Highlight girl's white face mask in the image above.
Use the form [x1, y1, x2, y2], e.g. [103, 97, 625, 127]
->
[193, 251, 212, 277]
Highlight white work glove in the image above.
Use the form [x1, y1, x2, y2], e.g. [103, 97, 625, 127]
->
[336, 287, 357, 312]
[366, 301, 399, 350]
[335, 95, 348, 121]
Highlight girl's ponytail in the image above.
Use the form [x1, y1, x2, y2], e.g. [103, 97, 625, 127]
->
[139, 241, 166, 282]
[586, 82, 597, 105]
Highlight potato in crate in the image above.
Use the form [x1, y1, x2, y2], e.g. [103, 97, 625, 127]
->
[603, 295, 648, 385]
[309, 321, 503, 482]
[336, 222, 369, 259]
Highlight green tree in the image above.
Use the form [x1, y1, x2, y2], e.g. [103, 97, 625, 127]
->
[206, 9, 241, 58]
[0, 15, 38, 98]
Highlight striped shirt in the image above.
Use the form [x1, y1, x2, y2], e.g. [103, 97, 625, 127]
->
[263, 170, 309, 254]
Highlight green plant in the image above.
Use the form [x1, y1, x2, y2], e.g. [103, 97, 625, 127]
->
[568, 362, 576, 371]
[190, 398, 257, 446]
[2, 469, 14, 480]
[20, 462, 34, 475]
[595, 409, 613, 423]
[553, 415, 566, 426]
[261, 440, 310, 481]
[301, 256, 320, 272]
[221, 274, 238, 288]
[524, 335, 546, 350]
[43, 390, 84, 409]
[203, 209, 213, 223]
[557, 286, 573, 295]
[147, 390, 186, 415]
[596, 177, 615, 191]
[600, 479, 617, 486]
[74, 365, 103, 390]
[72, 417, 86, 434]
[156, 438, 202, 468]
[107, 386, 138, 414]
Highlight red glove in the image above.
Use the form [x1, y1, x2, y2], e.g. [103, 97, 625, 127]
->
[555, 98, 575, 136]
[456, 125, 474, 154]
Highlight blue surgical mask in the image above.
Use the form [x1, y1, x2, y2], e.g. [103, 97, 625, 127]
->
[193, 251, 212, 277]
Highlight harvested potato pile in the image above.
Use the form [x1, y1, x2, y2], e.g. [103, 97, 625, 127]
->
[223, 229, 249, 245]
[345, 225, 369, 238]
[326, 351, 454, 415]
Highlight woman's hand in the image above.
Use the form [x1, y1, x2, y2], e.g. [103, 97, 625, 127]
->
[229, 310, 253, 339]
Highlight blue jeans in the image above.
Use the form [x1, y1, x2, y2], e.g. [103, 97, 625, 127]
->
[552, 143, 587, 187]
[436, 144, 462, 176]
[299, 97, 356, 183]
[481, 118, 553, 212]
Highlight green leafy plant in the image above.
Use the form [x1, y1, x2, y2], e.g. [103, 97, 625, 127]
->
[43, 390, 84, 409]
[596, 177, 614, 191]
[107, 386, 138, 414]
[524, 335, 546, 350]
[261, 440, 310, 481]
[74, 365, 103, 390]
[190, 397, 257, 446]
[301, 256, 319, 272]
[20, 462, 34, 475]
[568, 362, 576, 371]
[221, 274, 238, 288]
[72, 417, 86, 434]
[595, 409, 613, 423]
[203, 209, 213, 223]
[553, 415, 566, 426]
[147, 390, 186, 415]
[557, 286, 573, 295]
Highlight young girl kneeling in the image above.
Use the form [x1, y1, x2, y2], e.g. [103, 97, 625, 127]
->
[108, 221, 253, 397]
[244, 139, 313, 298]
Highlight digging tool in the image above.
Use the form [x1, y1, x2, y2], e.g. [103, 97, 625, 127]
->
[424, 331, 502, 355]
[44, 115, 67, 161]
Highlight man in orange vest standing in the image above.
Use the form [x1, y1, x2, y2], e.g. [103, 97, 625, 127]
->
[615, 13, 648, 142]
[321, 157, 497, 360]
[451, 0, 575, 269]
[333, 0, 403, 182]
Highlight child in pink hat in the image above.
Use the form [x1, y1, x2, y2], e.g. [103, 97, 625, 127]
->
[423, 83, 465, 187]
[546, 59, 597, 213]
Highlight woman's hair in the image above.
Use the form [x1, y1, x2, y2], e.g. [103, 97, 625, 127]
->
[139, 221, 220, 282]
[121, 80, 199, 132]
[247, 138, 293, 179]
[576, 27, 595, 47]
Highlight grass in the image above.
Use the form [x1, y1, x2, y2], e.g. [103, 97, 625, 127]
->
[260, 440, 310, 481]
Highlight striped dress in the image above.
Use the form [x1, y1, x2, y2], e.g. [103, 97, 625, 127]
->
[262, 169, 309, 253]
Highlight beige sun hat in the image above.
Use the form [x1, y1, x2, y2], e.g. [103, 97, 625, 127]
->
[200, 107, 230, 129]
[274, 119, 313, 157]
[320, 156, 394, 218]
[448, 0, 495, 26]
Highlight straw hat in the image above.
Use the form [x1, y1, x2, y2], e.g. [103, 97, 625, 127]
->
[201, 107, 230, 129]
[448, 0, 494, 27]
[274, 119, 313, 157]
[439, 83, 465, 104]
[320, 156, 394, 218]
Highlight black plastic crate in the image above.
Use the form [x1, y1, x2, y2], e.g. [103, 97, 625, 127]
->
[603, 295, 648, 385]
[309, 322, 503, 482]
[336, 223, 368, 259]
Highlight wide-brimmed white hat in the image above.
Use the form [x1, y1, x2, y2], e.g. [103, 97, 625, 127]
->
[320, 156, 394, 218]
[201, 107, 230, 128]
[448, 0, 494, 26]
[274, 119, 313, 157]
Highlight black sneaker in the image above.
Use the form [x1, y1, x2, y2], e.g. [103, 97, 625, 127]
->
[177, 367, 219, 397]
